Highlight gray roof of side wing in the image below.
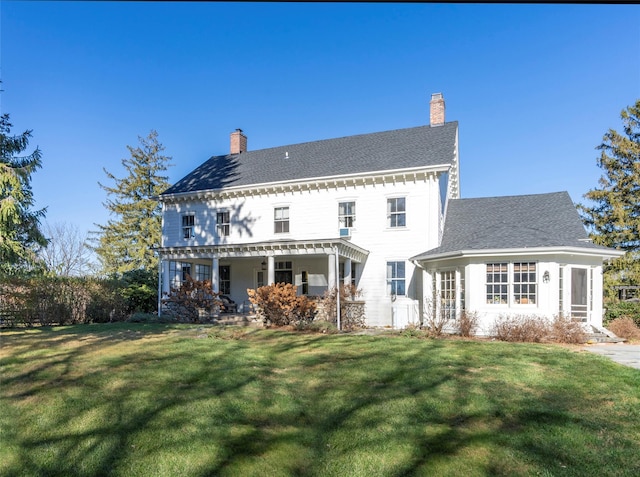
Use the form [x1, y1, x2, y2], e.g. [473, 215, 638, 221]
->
[412, 191, 614, 260]
[162, 122, 458, 195]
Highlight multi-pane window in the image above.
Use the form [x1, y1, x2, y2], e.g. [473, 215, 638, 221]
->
[216, 211, 230, 237]
[487, 262, 538, 305]
[513, 262, 536, 304]
[387, 197, 406, 228]
[274, 207, 290, 234]
[275, 261, 293, 284]
[219, 265, 230, 295]
[440, 271, 456, 320]
[339, 202, 356, 228]
[301, 270, 309, 295]
[195, 264, 211, 282]
[486, 263, 508, 304]
[387, 261, 406, 296]
[169, 261, 193, 289]
[182, 215, 195, 239]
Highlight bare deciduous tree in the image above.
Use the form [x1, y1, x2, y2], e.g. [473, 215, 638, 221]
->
[40, 222, 96, 276]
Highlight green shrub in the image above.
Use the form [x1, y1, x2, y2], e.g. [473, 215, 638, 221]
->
[604, 301, 640, 327]
[121, 269, 158, 314]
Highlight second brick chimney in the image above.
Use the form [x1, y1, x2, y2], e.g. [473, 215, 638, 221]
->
[430, 93, 445, 126]
[230, 129, 247, 154]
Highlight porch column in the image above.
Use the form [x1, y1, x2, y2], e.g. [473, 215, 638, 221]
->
[211, 256, 219, 293]
[328, 253, 336, 291]
[343, 258, 352, 287]
[267, 256, 275, 285]
[161, 259, 170, 297]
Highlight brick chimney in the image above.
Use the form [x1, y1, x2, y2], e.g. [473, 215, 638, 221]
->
[430, 93, 445, 126]
[230, 129, 247, 154]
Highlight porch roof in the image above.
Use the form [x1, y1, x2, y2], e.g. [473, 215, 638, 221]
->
[157, 238, 369, 263]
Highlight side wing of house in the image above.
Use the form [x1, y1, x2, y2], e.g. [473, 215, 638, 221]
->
[411, 192, 624, 335]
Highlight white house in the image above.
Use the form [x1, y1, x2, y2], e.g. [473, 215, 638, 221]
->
[157, 93, 622, 333]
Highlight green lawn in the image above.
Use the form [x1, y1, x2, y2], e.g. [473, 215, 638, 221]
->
[1, 324, 639, 477]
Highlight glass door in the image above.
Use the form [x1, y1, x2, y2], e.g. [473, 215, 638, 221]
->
[570, 268, 588, 321]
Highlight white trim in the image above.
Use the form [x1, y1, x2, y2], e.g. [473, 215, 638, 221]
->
[160, 166, 451, 203]
[412, 246, 625, 263]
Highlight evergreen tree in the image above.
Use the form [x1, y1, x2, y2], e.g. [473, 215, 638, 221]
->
[93, 130, 171, 275]
[579, 99, 640, 294]
[0, 113, 47, 275]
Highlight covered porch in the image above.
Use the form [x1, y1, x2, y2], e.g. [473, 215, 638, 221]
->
[157, 238, 369, 316]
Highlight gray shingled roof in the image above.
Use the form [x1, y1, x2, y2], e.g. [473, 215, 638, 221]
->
[412, 191, 614, 261]
[162, 122, 458, 195]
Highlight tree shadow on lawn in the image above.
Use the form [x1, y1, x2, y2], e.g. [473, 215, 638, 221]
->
[2, 329, 639, 476]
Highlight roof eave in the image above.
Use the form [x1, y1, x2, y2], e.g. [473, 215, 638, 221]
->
[160, 163, 452, 202]
[411, 245, 625, 264]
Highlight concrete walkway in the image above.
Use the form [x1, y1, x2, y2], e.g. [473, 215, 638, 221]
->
[582, 343, 640, 370]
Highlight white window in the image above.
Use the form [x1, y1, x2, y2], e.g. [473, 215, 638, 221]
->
[486, 263, 508, 304]
[301, 270, 309, 295]
[182, 214, 195, 239]
[387, 261, 406, 296]
[387, 197, 406, 228]
[440, 270, 456, 320]
[339, 201, 356, 228]
[513, 262, 537, 304]
[216, 211, 230, 237]
[274, 207, 290, 234]
[486, 262, 537, 305]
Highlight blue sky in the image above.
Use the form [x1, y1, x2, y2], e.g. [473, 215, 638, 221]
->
[2, 2, 639, 243]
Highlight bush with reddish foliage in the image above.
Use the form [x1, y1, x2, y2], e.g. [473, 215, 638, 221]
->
[247, 283, 316, 327]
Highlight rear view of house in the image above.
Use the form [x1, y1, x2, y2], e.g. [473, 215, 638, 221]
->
[158, 93, 622, 332]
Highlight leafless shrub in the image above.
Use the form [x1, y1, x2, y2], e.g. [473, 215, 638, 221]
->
[423, 299, 452, 337]
[456, 310, 479, 337]
[550, 314, 587, 344]
[607, 317, 640, 341]
[492, 314, 550, 343]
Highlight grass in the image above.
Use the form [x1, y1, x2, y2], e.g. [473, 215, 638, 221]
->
[1, 324, 639, 477]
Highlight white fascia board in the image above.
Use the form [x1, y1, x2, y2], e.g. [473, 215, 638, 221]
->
[159, 164, 452, 202]
[412, 246, 625, 264]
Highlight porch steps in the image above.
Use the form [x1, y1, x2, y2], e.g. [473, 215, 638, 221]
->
[586, 325, 626, 344]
